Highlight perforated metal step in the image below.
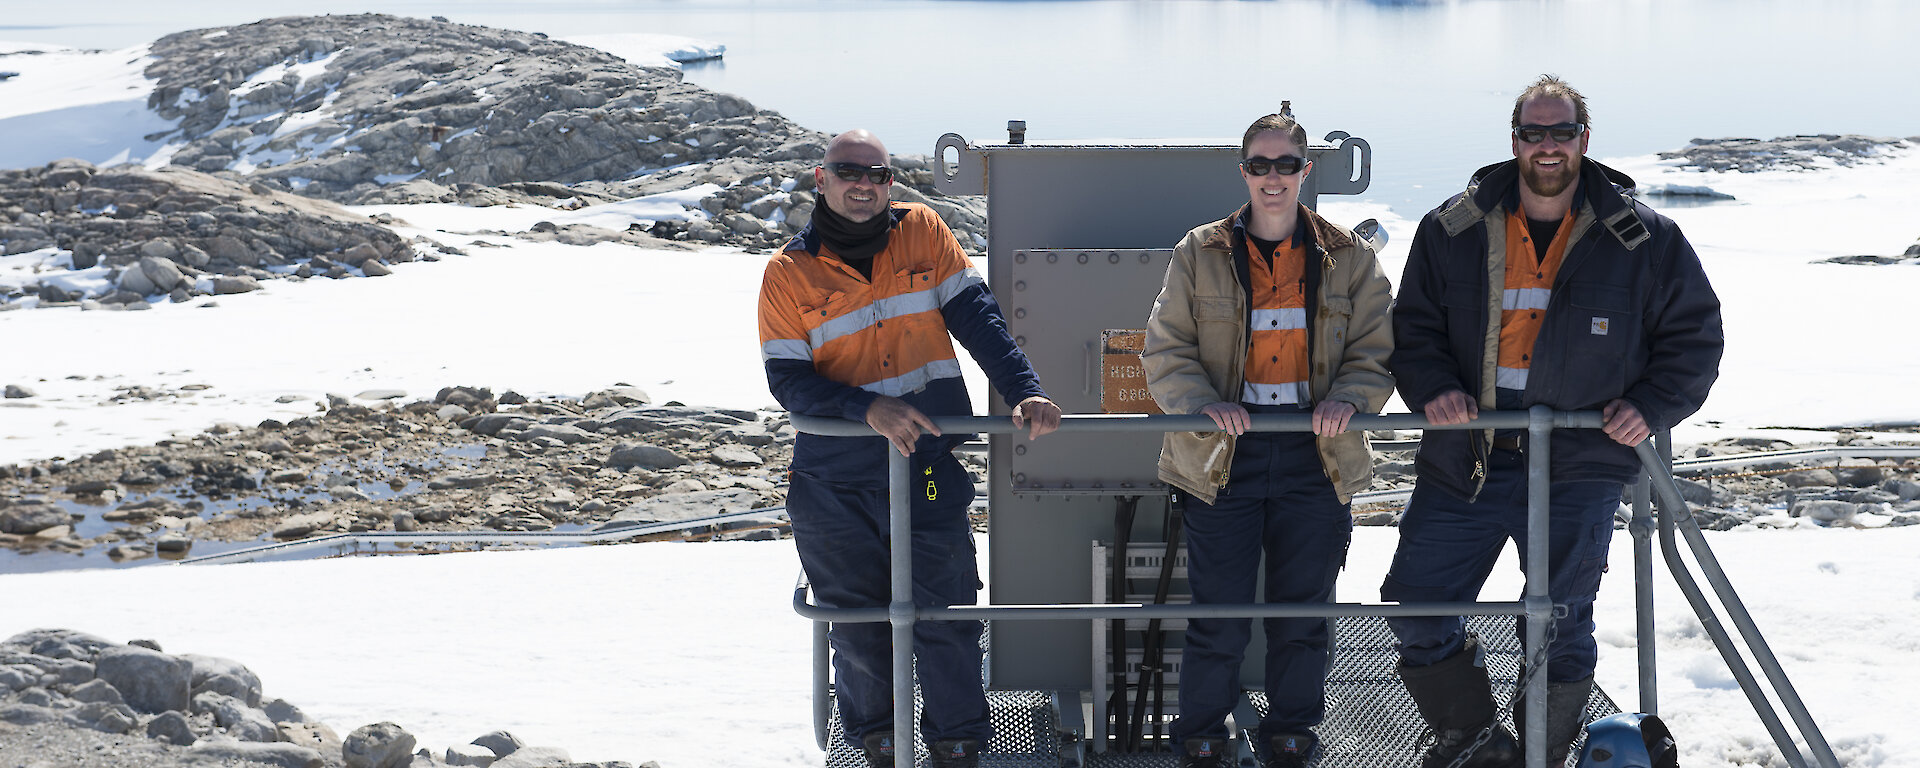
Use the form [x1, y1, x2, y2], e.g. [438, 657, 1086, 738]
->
[821, 615, 1620, 767]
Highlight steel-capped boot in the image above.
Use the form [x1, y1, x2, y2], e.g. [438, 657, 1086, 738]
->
[860, 731, 896, 768]
[1179, 736, 1232, 768]
[1398, 635, 1522, 768]
[1262, 731, 1318, 768]
[1513, 676, 1595, 766]
[930, 737, 983, 768]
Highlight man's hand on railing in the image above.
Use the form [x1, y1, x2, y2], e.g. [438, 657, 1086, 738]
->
[1199, 401, 1251, 435]
[1602, 398, 1651, 446]
[1312, 400, 1357, 436]
[865, 395, 941, 457]
[1422, 389, 1479, 426]
[1011, 396, 1062, 440]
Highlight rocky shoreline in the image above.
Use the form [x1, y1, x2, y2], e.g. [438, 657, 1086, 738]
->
[0, 628, 646, 768]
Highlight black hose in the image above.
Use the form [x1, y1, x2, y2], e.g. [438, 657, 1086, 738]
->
[1107, 495, 1138, 749]
[1128, 492, 1185, 751]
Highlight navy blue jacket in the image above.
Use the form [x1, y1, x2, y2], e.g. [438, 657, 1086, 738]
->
[1392, 158, 1724, 499]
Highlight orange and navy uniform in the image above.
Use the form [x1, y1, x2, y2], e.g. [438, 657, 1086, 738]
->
[1241, 236, 1312, 406]
[1495, 209, 1573, 392]
[759, 202, 1045, 483]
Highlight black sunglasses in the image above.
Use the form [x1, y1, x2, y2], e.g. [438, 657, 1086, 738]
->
[826, 162, 895, 185]
[1241, 155, 1306, 176]
[1513, 123, 1586, 144]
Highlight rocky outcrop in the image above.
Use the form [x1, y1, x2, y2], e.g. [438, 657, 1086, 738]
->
[142, 14, 823, 205]
[0, 160, 416, 308]
[1660, 134, 1915, 173]
[0, 630, 656, 768]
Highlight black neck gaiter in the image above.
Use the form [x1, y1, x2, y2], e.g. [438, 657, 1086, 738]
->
[811, 198, 893, 273]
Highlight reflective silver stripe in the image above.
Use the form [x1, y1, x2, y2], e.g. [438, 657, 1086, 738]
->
[1240, 380, 1309, 405]
[1502, 287, 1551, 311]
[1249, 307, 1307, 331]
[807, 289, 942, 349]
[858, 358, 964, 398]
[760, 338, 812, 362]
[1496, 366, 1530, 389]
[933, 267, 985, 306]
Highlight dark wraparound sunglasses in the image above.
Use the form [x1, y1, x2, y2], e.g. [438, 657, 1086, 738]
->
[1241, 155, 1306, 176]
[1513, 123, 1587, 144]
[826, 162, 895, 185]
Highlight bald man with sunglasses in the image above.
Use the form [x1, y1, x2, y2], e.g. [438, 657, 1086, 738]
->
[758, 129, 1061, 768]
[1142, 112, 1395, 768]
[1382, 76, 1723, 768]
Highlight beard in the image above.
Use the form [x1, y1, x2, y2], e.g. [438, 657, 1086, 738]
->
[1520, 153, 1580, 198]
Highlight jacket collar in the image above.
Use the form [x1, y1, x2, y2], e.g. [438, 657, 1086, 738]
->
[1438, 157, 1649, 249]
[1198, 203, 1355, 257]
[782, 203, 910, 258]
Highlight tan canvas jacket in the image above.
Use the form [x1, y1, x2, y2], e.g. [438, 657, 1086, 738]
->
[1142, 204, 1395, 504]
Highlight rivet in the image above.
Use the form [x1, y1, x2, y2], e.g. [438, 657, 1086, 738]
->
[1014, 308, 1027, 319]
[1015, 280, 1026, 291]
[1014, 445, 1027, 455]
[1047, 252, 1058, 263]
[1077, 253, 1088, 264]
[1108, 252, 1120, 264]
[1015, 335, 1026, 345]
[1014, 473, 1027, 483]
[1015, 252, 1028, 264]
[1140, 253, 1151, 264]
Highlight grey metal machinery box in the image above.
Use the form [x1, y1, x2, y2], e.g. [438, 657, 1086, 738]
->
[931, 118, 1374, 694]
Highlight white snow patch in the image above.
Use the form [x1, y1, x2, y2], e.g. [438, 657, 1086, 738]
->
[563, 33, 726, 69]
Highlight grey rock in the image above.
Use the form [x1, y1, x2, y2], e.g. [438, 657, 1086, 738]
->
[709, 445, 763, 467]
[362, 259, 394, 276]
[14, 687, 54, 707]
[1779, 469, 1837, 488]
[0, 666, 34, 691]
[68, 678, 126, 706]
[446, 742, 498, 766]
[185, 653, 264, 706]
[191, 741, 326, 768]
[93, 645, 191, 714]
[156, 533, 193, 554]
[519, 423, 599, 444]
[462, 413, 532, 436]
[607, 443, 688, 470]
[330, 484, 373, 502]
[274, 511, 336, 539]
[393, 511, 419, 532]
[214, 275, 263, 294]
[428, 472, 501, 490]
[472, 730, 525, 757]
[356, 389, 408, 400]
[10, 628, 118, 659]
[0, 702, 59, 725]
[345, 721, 419, 768]
[3, 383, 35, 398]
[1884, 478, 1920, 501]
[1835, 460, 1885, 487]
[278, 720, 344, 757]
[437, 404, 471, 421]
[194, 691, 278, 741]
[611, 488, 759, 524]
[492, 746, 571, 768]
[71, 700, 139, 733]
[0, 502, 66, 534]
[138, 255, 188, 292]
[146, 708, 198, 744]
[1794, 500, 1859, 523]
[42, 656, 95, 685]
[270, 469, 309, 484]
[264, 696, 309, 724]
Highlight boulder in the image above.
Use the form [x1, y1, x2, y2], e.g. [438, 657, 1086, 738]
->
[147, 708, 198, 744]
[191, 741, 326, 768]
[610, 488, 759, 525]
[70, 700, 139, 733]
[68, 678, 126, 707]
[446, 742, 499, 766]
[94, 645, 192, 714]
[0, 502, 67, 535]
[214, 276, 263, 294]
[3, 384, 34, 398]
[345, 721, 419, 768]
[709, 445, 763, 467]
[519, 423, 598, 444]
[471, 730, 525, 757]
[279, 720, 344, 756]
[1794, 500, 1858, 524]
[607, 443, 688, 470]
[185, 653, 264, 706]
[491, 746, 571, 767]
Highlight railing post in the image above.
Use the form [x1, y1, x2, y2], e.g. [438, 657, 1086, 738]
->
[1523, 405, 1552, 768]
[889, 450, 915, 768]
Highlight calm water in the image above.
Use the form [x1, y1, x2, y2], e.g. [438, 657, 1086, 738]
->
[5, 0, 1916, 209]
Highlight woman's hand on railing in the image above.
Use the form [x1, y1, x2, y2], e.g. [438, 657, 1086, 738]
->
[1199, 402, 1251, 435]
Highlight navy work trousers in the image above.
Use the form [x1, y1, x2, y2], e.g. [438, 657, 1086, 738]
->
[1381, 446, 1621, 682]
[788, 450, 988, 748]
[1172, 420, 1353, 742]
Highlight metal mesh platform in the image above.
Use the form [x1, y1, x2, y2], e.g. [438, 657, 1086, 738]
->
[821, 615, 1620, 767]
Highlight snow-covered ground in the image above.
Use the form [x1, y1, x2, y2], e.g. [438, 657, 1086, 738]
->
[4, 528, 1915, 768]
[3, 35, 1919, 768]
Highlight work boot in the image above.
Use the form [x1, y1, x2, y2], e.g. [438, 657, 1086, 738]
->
[860, 731, 896, 768]
[1179, 736, 1232, 768]
[1398, 635, 1522, 768]
[930, 738, 983, 768]
[1262, 731, 1317, 768]
[1513, 676, 1595, 766]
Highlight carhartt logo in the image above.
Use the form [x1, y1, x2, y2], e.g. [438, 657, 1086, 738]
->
[1197, 741, 1215, 756]
[1591, 317, 1610, 335]
[1285, 738, 1298, 750]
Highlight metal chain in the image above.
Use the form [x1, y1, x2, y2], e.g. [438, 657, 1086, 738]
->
[1436, 610, 1564, 768]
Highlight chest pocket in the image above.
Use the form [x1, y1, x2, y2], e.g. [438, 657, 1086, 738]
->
[1321, 295, 1353, 344]
[1194, 297, 1238, 323]
[899, 269, 937, 295]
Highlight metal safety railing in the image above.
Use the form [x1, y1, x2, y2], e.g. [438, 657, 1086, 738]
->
[789, 408, 1840, 768]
